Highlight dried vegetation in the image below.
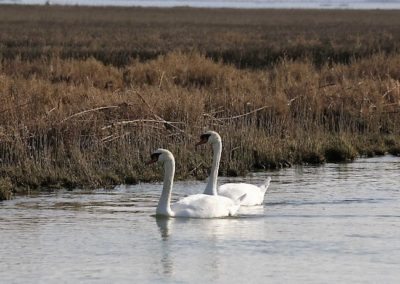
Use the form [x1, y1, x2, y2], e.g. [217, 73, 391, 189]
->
[0, 5, 399, 192]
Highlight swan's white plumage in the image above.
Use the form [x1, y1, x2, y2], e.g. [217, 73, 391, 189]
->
[172, 194, 240, 218]
[198, 131, 271, 206]
[218, 177, 271, 206]
[150, 148, 241, 218]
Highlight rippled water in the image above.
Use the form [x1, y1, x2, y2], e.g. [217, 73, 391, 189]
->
[1, 156, 399, 283]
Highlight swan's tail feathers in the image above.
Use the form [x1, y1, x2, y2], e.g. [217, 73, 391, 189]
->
[260, 177, 272, 194]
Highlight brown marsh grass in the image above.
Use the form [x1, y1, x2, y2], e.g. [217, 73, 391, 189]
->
[0, 5, 399, 193]
[1, 5, 400, 67]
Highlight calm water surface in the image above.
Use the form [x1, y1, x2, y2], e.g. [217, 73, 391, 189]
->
[1, 156, 399, 283]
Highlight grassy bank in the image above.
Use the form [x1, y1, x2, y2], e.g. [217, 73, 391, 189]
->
[0, 6, 399, 195]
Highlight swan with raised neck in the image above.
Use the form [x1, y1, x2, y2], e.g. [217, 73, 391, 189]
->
[147, 149, 175, 216]
[196, 131, 271, 206]
[147, 148, 243, 218]
[196, 131, 222, 196]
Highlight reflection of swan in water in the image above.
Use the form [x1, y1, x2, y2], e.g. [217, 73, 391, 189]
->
[155, 216, 174, 276]
[196, 131, 271, 206]
[154, 211, 267, 282]
[156, 217, 171, 241]
[154, 216, 221, 280]
[147, 149, 244, 218]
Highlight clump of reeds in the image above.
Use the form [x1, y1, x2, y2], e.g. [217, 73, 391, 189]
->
[385, 137, 400, 156]
[0, 177, 13, 201]
[323, 138, 358, 163]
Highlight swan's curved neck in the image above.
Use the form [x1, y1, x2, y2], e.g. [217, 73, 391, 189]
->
[157, 159, 175, 216]
[204, 140, 222, 195]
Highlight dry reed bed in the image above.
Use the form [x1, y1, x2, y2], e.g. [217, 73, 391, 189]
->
[0, 6, 400, 196]
[0, 52, 399, 194]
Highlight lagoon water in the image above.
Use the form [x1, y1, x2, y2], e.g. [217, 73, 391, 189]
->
[1, 156, 399, 283]
[1, 0, 400, 9]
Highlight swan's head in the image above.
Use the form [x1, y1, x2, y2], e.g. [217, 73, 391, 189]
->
[146, 148, 174, 165]
[195, 130, 221, 146]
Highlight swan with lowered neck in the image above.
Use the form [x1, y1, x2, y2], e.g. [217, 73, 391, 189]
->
[196, 131, 271, 206]
[147, 148, 244, 218]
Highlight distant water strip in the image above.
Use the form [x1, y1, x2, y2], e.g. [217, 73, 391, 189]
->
[1, 0, 400, 9]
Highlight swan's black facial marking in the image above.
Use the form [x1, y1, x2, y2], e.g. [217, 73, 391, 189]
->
[196, 133, 211, 146]
[151, 152, 162, 161]
[146, 152, 162, 165]
[200, 133, 211, 141]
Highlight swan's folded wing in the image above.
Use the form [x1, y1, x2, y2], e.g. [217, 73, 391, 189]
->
[172, 194, 239, 218]
[218, 183, 265, 206]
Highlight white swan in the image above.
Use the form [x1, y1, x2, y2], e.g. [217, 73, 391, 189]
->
[196, 131, 271, 206]
[218, 178, 271, 206]
[147, 149, 244, 218]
